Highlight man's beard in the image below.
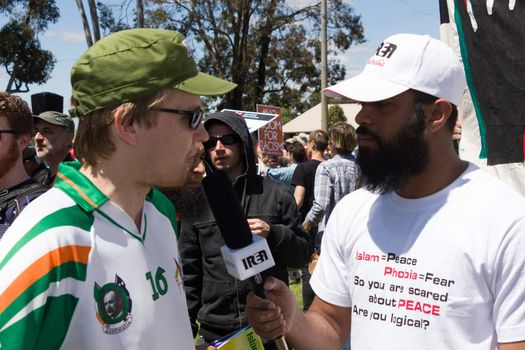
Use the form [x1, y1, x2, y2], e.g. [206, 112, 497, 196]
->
[0, 138, 20, 180]
[161, 185, 208, 221]
[357, 110, 429, 194]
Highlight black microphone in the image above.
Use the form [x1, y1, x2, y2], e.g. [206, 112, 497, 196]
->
[202, 169, 289, 350]
[201, 167, 252, 249]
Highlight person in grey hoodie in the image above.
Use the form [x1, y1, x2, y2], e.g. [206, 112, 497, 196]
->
[179, 111, 310, 346]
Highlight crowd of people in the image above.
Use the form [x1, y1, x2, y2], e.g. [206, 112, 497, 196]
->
[0, 28, 524, 350]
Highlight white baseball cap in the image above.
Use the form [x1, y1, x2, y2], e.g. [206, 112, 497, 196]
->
[324, 33, 466, 106]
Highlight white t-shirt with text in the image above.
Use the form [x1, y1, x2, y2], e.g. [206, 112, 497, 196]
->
[311, 163, 525, 349]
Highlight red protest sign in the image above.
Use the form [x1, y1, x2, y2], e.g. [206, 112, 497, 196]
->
[256, 105, 283, 155]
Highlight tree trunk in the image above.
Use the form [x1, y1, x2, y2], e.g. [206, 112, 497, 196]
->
[136, 0, 144, 28]
[5, 76, 15, 93]
[87, 0, 101, 42]
[227, 0, 252, 109]
[255, 0, 278, 107]
[75, 0, 93, 47]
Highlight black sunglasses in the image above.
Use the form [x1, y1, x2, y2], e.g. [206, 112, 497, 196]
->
[203, 133, 240, 149]
[0, 130, 16, 140]
[151, 108, 204, 129]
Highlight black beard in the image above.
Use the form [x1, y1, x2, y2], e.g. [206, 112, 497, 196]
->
[357, 110, 429, 194]
[161, 185, 208, 221]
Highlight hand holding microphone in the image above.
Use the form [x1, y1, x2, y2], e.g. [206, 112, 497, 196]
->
[245, 276, 299, 343]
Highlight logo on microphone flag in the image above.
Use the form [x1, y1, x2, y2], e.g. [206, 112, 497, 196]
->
[220, 235, 275, 281]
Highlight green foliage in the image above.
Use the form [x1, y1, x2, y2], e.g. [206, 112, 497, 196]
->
[96, 1, 131, 35]
[0, 0, 59, 92]
[94, 0, 365, 114]
[328, 104, 347, 127]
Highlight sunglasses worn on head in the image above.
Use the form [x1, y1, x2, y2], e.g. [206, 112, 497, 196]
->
[151, 108, 204, 129]
[0, 130, 16, 140]
[204, 133, 240, 149]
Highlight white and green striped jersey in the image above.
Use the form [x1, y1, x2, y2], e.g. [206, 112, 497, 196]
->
[0, 162, 195, 349]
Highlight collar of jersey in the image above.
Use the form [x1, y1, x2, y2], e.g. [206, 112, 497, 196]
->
[56, 162, 153, 243]
[54, 161, 109, 212]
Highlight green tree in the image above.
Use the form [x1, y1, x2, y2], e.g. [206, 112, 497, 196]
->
[0, 0, 59, 92]
[96, 1, 131, 36]
[328, 104, 346, 127]
[91, 0, 365, 114]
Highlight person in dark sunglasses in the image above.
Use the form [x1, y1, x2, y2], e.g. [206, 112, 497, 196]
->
[0, 29, 236, 350]
[203, 133, 241, 149]
[179, 111, 310, 349]
[150, 107, 205, 130]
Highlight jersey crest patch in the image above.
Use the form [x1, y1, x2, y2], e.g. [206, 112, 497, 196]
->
[94, 274, 133, 334]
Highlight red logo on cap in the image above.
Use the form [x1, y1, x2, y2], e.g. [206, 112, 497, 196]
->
[368, 58, 385, 67]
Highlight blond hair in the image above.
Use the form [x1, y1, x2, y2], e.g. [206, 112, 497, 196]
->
[328, 122, 357, 155]
[73, 90, 169, 167]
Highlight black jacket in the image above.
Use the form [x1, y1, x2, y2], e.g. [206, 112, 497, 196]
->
[179, 111, 311, 338]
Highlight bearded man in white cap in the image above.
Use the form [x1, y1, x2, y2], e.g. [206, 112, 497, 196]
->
[246, 33, 525, 350]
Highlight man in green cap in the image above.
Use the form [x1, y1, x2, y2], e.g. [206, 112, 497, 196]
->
[33, 110, 75, 185]
[0, 28, 235, 350]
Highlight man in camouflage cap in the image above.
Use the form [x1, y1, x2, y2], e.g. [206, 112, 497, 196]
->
[33, 110, 75, 185]
[0, 28, 235, 350]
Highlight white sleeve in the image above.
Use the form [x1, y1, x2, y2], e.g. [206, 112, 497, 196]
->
[309, 201, 352, 307]
[493, 216, 525, 343]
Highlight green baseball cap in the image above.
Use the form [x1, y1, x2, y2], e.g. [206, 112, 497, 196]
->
[70, 28, 237, 116]
[34, 111, 75, 133]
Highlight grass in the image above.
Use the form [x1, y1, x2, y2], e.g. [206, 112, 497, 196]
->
[290, 280, 304, 310]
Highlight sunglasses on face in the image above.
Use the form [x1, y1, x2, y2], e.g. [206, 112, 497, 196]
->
[203, 133, 240, 149]
[150, 108, 204, 129]
[0, 129, 16, 141]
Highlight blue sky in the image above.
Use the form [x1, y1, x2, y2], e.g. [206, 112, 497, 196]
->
[4, 0, 440, 112]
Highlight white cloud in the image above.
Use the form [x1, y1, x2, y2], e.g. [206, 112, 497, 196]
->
[44, 31, 86, 43]
[335, 44, 372, 63]
[332, 43, 374, 75]
[348, 43, 375, 53]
